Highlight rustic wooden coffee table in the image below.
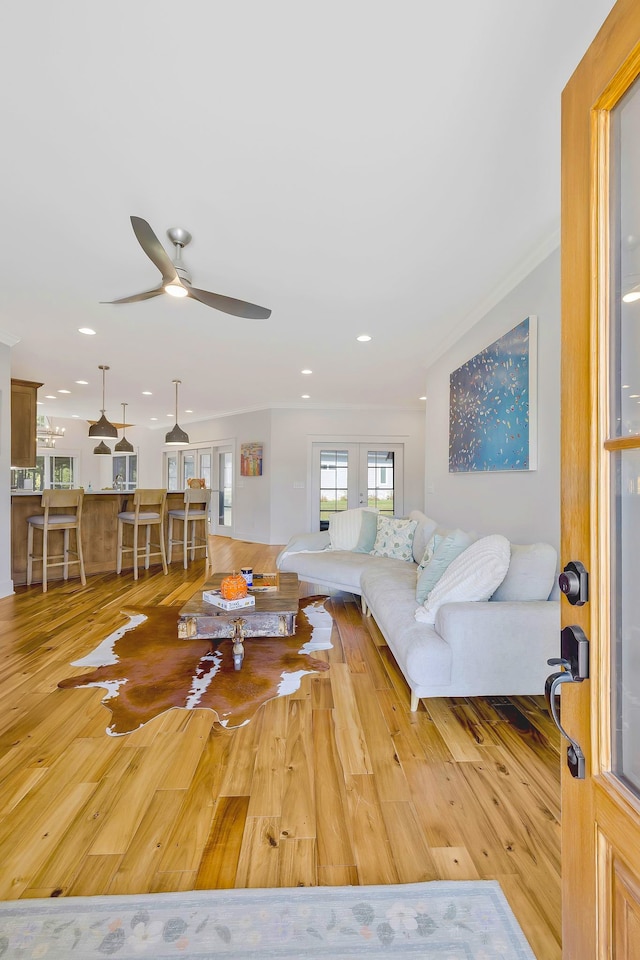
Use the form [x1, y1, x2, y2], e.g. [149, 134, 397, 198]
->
[177, 572, 299, 669]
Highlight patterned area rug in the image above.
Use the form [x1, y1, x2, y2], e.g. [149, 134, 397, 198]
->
[58, 597, 332, 736]
[0, 882, 536, 958]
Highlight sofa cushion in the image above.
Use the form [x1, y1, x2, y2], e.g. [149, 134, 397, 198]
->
[491, 542, 557, 601]
[353, 508, 380, 553]
[416, 534, 511, 624]
[360, 560, 452, 687]
[371, 516, 417, 561]
[278, 548, 403, 594]
[415, 528, 474, 603]
[329, 508, 377, 551]
[408, 510, 439, 563]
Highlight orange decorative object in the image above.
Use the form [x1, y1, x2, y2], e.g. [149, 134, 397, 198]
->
[220, 572, 248, 600]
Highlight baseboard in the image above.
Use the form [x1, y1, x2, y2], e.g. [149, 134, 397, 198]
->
[0, 578, 15, 599]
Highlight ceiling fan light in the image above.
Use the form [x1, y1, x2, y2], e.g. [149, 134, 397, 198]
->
[88, 413, 119, 439]
[164, 281, 188, 298]
[93, 440, 112, 455]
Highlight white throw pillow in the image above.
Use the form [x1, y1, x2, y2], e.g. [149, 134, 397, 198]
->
[415, 534, 511, 624]
[370, 516, 418, 561]
[328, 508, 377, 551]
[408, 510, 439, 563]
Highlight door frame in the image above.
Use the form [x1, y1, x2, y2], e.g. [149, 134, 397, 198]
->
[561, 2, 640, 956]
[308, 437, 405, 531]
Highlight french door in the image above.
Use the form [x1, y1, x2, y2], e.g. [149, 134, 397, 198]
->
[560, 2, 640, 956]
[311, 442, 404, 531]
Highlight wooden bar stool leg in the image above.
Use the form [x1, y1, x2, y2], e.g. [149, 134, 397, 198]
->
[42, 527, 48, 594]
[27, 523, 34, 587]
[167, 514, 174, 563]
[77, 526, 86, 586]
[133, 523, 139, 581]
[63, 528, 70, 580]
[159, 519, 168, 575]
[183, 518, 189, 569]
[145, 525, 151, 570]
[116, 520, 123, 574]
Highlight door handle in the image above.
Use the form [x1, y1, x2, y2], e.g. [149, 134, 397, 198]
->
[545, 625, 589, 779]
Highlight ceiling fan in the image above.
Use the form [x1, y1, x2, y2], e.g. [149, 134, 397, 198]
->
[102, 216, 271, 320]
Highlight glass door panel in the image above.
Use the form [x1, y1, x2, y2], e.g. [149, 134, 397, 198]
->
[312, 442, 404, 531]
[609, 75, 640, 801]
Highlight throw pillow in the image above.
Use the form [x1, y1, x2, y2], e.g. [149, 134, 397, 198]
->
[408, 510, 439, 563]
[415, 528, 473, 603]
[370, 516, 418, 562]
[328, 508, 375, 551]
[415, 534, 511, 624]
[353, 508, 380, 553]
[491, 542, 557, 601]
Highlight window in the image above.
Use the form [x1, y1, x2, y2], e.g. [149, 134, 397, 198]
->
[112, 454, 137, 491]
[11, 454, 78, 491]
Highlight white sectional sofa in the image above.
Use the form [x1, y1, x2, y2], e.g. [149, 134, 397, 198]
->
[277, 511, 560, 710]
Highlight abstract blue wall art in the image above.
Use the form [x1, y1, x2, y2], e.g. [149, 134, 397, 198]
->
[449, 316, 537, 473]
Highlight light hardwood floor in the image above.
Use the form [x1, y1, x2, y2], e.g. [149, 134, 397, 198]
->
[0, 536, 561, 958]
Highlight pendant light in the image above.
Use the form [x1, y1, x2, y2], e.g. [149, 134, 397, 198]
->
[93, 440, 111, 455]
[114, 402, 134, 453]
[165, 379, 190, 445]
[88, 365, 118, 440]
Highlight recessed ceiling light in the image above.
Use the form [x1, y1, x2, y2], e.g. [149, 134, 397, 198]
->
[623, 291, 640, 303]
[75, 380, 89, 385]
[357, 334, 372, 342]
[419, 396, 427, 400]
[142, 391, 152, 396]
[185, 409, 193, 413]
[622, 384, 630, 388]
[630, 394, 640, 398]
[72, 414, 80, 418]
[167, 413, 174, 417]
[301, 369, 312, 375]
[150, 417, 158, 421]
[57, 389, 71, 394]
[37, 401, 43, 405]
[301, 394, 310, 399]
[45, 395, 56, 399]
[78, 327, 96, 335]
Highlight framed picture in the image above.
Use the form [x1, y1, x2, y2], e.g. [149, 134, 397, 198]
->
[240, 442, 263, 477]
[449, 316, 537, 473]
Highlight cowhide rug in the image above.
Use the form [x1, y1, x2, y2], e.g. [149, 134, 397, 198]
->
[58, 597, 333, 736]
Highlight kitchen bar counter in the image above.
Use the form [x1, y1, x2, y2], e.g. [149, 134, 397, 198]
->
[11, 491, 189, 585]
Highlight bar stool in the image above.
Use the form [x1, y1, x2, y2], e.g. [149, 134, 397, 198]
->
[26, 489, 86, 593]
[168, 488, 211, 569]
[116, 488, 168, 580]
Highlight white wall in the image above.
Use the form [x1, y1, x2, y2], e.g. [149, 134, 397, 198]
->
[270, 407, 426, 544]
[26, 404, 425, 548]
[424, 248, 560, 552]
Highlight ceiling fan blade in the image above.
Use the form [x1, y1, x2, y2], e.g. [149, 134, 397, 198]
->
[130, 216, 178, 284]
[188, 285, 271, 320]
[102, 286, 165, 304]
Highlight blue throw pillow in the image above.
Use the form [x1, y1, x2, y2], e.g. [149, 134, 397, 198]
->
[353, 509, 379, 553]
[415, 528, 473, 603]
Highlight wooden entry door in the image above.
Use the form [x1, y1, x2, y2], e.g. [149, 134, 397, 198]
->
[561, 1, 640, 956]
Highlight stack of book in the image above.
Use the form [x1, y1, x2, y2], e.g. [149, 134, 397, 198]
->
[203, 590, 256, 611]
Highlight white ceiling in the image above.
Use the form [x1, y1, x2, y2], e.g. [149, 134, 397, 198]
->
[0, 0, 615, 430]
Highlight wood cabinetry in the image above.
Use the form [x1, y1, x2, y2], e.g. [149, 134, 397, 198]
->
[11, 379, 43, 468]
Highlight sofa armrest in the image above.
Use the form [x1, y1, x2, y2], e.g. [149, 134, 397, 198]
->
[434, 599, 560, 694]
[276, 530, 331, 567]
